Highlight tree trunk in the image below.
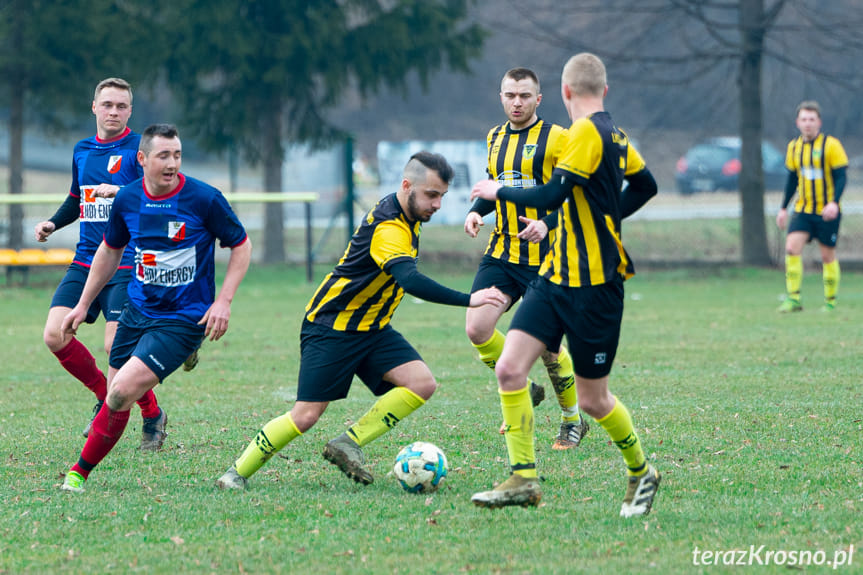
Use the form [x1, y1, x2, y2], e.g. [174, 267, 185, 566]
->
[262, 100, 285, 264]
[7, 0, 25, 250]
[738, 0, 771, 266]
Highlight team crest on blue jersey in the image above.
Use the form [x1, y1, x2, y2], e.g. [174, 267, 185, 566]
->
[108, 155, 123, 174]
[523, 144, 537, 159]
[169, 221, 186, 242]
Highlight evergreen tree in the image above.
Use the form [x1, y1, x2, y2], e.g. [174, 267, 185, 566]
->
[159, 0, 485, 263]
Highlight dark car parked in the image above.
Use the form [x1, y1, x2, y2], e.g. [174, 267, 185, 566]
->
[675, 137, 788, 195]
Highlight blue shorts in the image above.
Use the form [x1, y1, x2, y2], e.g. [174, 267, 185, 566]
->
[509, 276, 624, 379]
[296, 319, 422, 402]
[51, 263, 130, 324]
[470, 255, 540, 310]
[110, 304, 205, 381]
[788, 211, 841, 247]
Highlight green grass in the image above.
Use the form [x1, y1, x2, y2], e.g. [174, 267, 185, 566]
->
[1, 265, 861, 574]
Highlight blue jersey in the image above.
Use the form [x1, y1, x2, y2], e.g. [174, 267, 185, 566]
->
[69, 127, 142, 268]
[104, 173, 248, 324]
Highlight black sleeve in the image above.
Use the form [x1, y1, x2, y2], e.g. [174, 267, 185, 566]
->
[781, 170, 797, 209]
[832, 166, 847, 202]
[497, 173, 573, 211]
[48, 194, 80, 230]
[469, 198, 496, 217]
[620, 168, 658, 219]
[541, 210, 559, 231]
[387, 260, 471, 307]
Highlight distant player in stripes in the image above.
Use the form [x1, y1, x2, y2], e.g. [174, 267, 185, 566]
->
[216, 152, 506, 490]
[59, 124, 252, 493]
[470, 53, 660, 516]
[464, 68, 585, 449]
[33, 78, 165, 448]
[776, 100, 848, 313]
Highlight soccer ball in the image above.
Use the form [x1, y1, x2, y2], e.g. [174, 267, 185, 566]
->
[393, 441, 448, 493]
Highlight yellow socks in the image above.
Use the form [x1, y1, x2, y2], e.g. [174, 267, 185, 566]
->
[823, 260, 840, 305]
[473, 329, 505, 369]
[597, 397, 647, 476]
[500, 387, 537, 478]
[347, 387, 425, 447]
[234, 412, 302, 478]
[543, 347, 579, 423]
[785, 254, 803, 302]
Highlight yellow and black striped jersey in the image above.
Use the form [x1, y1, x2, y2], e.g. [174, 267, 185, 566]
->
[305, 193, 419, 331]
[785, 133, 848, 215]
[541, 112, 646, 287]
[485, 119, 567, 267]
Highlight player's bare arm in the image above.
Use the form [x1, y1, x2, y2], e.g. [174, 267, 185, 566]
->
[60, 242, 124, 336]
[199, 239, 252, 341]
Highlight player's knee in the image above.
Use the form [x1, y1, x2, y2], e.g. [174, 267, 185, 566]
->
[411, 376, 437, 401]
[290, 404, 323, 433]
[105, 389, 131, 412]
[464, 319, 488, 345]
[43, 325, 65, 351]
[494, 359, 526, 389]
[577, 386, 613, 419]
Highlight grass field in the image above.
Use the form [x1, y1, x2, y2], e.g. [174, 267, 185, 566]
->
[1, 265, 861, 574]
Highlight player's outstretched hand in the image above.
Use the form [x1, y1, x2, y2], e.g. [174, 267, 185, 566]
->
[464, 212, 484, 238]
[517, 216, 548, 244]
[469, 286, 507, 309]
[199, 300, 232, 341]
[470, 179, 502, 202]
[34, 221, 55, 242]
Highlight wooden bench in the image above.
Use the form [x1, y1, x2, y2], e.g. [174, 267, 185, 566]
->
[0, 248, 75, 285]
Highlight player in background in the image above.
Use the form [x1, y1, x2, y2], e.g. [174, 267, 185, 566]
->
[33, 78, 165, 449]
[59, 124, 251, 493]
[216, 152, 506, 490]
[470, 53, 660, 517]
[776, 100, 849, 313]
[464, 67, 586, 449]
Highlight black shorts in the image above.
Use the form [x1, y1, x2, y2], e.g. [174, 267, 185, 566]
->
[470, 255, 540, 309]
[296, 320, 423, 402]
[110, 304, 205, 381]
[509, 276, 624, 379]
[50, 263, 130, 323]
[788, 211, 841, 247]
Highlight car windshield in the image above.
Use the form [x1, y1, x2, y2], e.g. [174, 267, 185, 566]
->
[686, 145, 735, 169]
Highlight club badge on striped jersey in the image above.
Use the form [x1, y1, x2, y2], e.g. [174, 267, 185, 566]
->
[523, 144, 537, 159]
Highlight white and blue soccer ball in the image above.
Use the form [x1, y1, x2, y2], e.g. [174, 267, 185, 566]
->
[393, 441, 448, 493]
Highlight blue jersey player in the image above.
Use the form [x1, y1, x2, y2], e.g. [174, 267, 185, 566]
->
[58, 124, 252, 493]
[34, 78, 165, 449]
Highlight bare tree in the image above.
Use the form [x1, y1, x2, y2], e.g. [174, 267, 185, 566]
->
[485, 0, 863, 265]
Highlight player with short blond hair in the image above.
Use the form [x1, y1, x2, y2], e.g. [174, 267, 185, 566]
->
[470, 53, 660, 516]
